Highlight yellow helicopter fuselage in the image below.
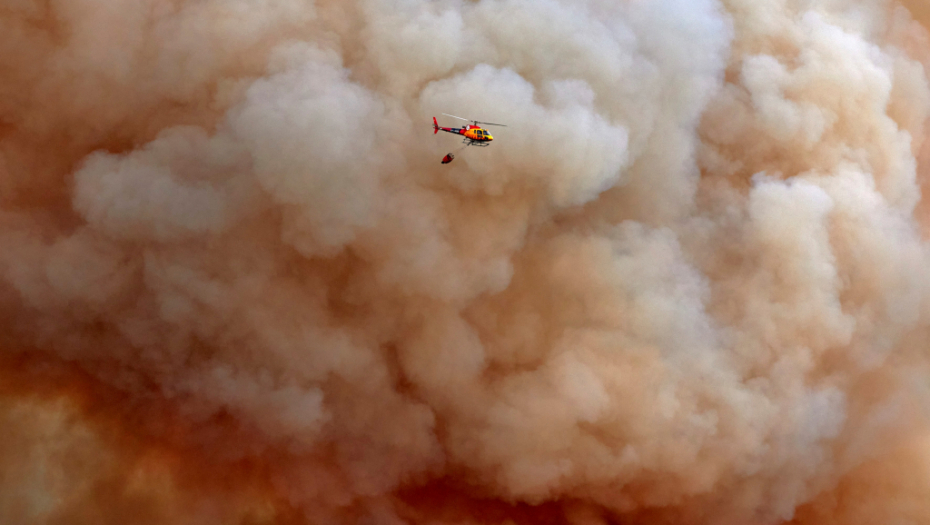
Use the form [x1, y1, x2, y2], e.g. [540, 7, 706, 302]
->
[463, 127, 493, 142]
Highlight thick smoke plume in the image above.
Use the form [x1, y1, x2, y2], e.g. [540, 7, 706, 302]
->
[3, 0, 930, 523]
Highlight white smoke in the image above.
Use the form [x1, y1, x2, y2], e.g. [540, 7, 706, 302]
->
[2, 0, 930, 524]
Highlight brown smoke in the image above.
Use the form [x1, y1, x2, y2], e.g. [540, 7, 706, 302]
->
[3, 0, 930, 524]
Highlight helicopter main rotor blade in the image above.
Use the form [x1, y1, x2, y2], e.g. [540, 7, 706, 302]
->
[442, 113, 471, 122]
[442, 113, 507, 127]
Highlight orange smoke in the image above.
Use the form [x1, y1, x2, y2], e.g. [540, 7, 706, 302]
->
[3, 1, 930, 524]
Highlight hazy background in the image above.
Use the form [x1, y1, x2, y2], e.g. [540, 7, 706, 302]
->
[3, 0, 930, 523]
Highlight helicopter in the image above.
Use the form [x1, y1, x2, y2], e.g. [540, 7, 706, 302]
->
[433, 113, 506, 147]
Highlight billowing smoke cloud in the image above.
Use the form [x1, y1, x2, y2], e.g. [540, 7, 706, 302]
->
[3, 0, 930, 523]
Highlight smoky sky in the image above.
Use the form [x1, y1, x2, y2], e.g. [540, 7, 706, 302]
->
[3, 1, 930, 524]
